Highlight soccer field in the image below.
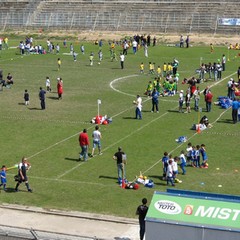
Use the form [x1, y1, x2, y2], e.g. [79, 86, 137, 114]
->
[0, 38, 240, 218]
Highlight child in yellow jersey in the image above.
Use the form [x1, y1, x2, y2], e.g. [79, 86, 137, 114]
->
[140, 62, 144, 74]
[210, 43, 214, 53]
[163, 63, 167, 77]
[57, 58, 61, 71]
[167, 63, 173, 75]
[157, 66, 162, 78]
[149, 62, 154, 74]
[145, 81, 153, 96]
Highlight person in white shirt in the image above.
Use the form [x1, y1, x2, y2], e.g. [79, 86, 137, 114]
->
[91, 125, 102, 156]
[134, 95, 142, 119]
[179, 90, 184, 113]
[179, 150, 187, 175]
[120, 52, 125, 69]
[166, 159, 175, 186]
[132, 40, 138, 54]
[46, 77, 51, 92]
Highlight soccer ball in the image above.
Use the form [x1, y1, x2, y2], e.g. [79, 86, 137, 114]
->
[133, 100, 136, 104]
[98, 62, 100, 65]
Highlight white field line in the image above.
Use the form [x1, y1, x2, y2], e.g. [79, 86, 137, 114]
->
[28, 72, 234, 181]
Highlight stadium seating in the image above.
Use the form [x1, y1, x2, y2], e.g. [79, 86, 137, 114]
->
[0, 0, 239, 34]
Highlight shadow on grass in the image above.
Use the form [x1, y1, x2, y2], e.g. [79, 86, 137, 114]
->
[122, 117, 137, 120]
[4, 187, 18, 193]
[48, 96, 59, 100]
[217, 119, 233, 124]
[28, 107, 41, 110]
[18, 102, 25, 106]
[65, 157, 79, 162]
[99, 175, 118, 180]
[168, 109, 180, 113]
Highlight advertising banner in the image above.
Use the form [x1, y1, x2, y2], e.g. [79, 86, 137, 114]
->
[218, 18, 240, 26]
[147, 193, 240, 231]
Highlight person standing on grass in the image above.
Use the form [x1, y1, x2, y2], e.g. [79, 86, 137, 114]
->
[39, 87, 46, 110]
[57, 78, 63, 100]
[185, 89, 191, 113]
[161, 152, 169, 180]
[179, 90, 184, 113]
[185, 35, 189, 48]
[46, 76, 51, 92]
[166, 159, 175, 186]
[151, 88, 160, 113]
[0, 165, 7, 191]
[120, 52, 125, 69]
[24, 89, 29, 106]
[136, 198, 148, 240]
[79, 129, 90, 162]
[113, 147, 127, 184]
[232, 98, 240, 124]
[205, 89, 213, 112]
[179, 150, 187, 175]
[15, 157, 32, 193]
[193, 86, 200, 111]
[57, 58, 61, 71]
[200, 144, 208, 168]
[91, 125, 102, 157]
[134, 95, 142, 119]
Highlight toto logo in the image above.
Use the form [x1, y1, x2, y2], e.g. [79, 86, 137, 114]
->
[155, 200, 182, 215]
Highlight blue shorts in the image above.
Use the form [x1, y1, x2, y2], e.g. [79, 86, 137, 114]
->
[93, 140, 101, 149]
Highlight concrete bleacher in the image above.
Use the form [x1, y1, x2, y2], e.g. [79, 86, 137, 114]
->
[0, 1, 239, 34]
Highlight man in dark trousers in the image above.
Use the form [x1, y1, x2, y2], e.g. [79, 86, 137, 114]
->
[15, 157, 32, 192]
[136, 198, 148, 240]
[39, 87, 46, 110]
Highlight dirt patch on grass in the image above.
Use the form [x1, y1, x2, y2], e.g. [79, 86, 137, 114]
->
[1, 29, 238, 46]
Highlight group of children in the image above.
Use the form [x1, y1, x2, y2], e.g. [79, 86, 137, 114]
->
[142, 60, 180, 97]
[162, 143, 208, 186]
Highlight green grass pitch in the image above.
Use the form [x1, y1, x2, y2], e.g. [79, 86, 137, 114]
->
[0, 38, 240, 218]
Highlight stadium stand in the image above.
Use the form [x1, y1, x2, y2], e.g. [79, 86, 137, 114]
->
[0, 0, 240, 34]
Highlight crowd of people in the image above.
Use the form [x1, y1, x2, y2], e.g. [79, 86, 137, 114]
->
[161, 143, 208, 187]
